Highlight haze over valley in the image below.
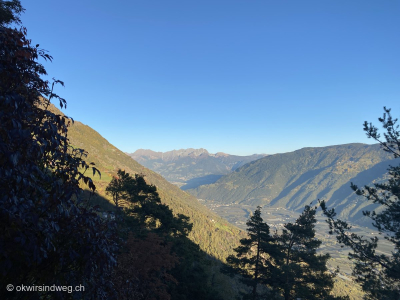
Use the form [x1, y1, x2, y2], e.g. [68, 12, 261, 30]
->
[128, 148, 266, 189]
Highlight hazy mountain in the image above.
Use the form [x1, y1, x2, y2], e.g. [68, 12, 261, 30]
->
[188, 143, 398, 227]
[128, 148, 266, 189]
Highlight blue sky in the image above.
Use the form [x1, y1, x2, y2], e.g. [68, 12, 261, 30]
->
[21, 0, 400, 155]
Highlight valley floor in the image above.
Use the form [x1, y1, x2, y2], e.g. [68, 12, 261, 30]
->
[198, 199, 395, 299]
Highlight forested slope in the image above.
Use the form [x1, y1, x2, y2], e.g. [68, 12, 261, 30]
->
[51, 105, 244, 261]
[188, 143, 396, 226]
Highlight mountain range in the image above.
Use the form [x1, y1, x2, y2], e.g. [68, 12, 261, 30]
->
[187, 143, 397, 227]
[128, 148, 266, 189]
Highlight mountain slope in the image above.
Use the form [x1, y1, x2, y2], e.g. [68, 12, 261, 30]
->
[128, 148, 266, 189]
[60, 109, 365, 299]
[188, 143, 397, 226]
[49, 106, 244, 261]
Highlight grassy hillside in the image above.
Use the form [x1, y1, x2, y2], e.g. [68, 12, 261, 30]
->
[188, 143, 396, 226]
[51, 106, 245, 261]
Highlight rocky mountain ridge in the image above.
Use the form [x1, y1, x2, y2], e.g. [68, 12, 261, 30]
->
[128, 148, 266, 189]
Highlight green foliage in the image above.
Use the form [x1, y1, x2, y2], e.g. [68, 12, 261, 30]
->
[321, 107, 400, 300]
[107, 170, 227, 300]
[106, 169, 131, 208]
[0, 11, 117, 299]
[225, 206, 278, 300]
[0, 0, 24, 26]
[226, 206, 346, 300]
[273, 205, 346, 300]
[108, 169, 193, 237]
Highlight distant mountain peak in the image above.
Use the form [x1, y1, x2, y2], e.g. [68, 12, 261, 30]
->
[132, 149, 160, 155]
[128, 148, 266, 189]
[175, 148, 210, 157]
[133, 148, 209, 157]
[131, 148, 263, 158]
[213, 152, 229, 157]
[131, 148, 211, 161]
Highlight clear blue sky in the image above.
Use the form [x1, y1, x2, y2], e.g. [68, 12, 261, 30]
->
[21, 0, 400, 155]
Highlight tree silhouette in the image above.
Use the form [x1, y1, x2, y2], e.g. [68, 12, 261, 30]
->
[106, 169, 132, 208]
[0, 5, 118, 299]
[0, 0, 24, 26]
[273, 205, 346, 300]
[107, 169, 192, 237]
[225, 206, 278, 300]
[321, 107, 400, 300]
[106, 170, 227, 300]
[226, 205, 346, 300]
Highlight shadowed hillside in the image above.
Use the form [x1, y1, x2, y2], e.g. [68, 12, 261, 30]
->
[48, 105, 245, 261]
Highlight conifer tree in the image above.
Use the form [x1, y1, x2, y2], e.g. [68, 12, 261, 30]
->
[226, 205, 346, 300]
[107, 170, 224, 300]
[273, 205, 346, 300]
[226, 206, 278, 300]
[321, 107, 400, 300]
[107, 169, 192, 237]
[106, 169, 131, 208]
